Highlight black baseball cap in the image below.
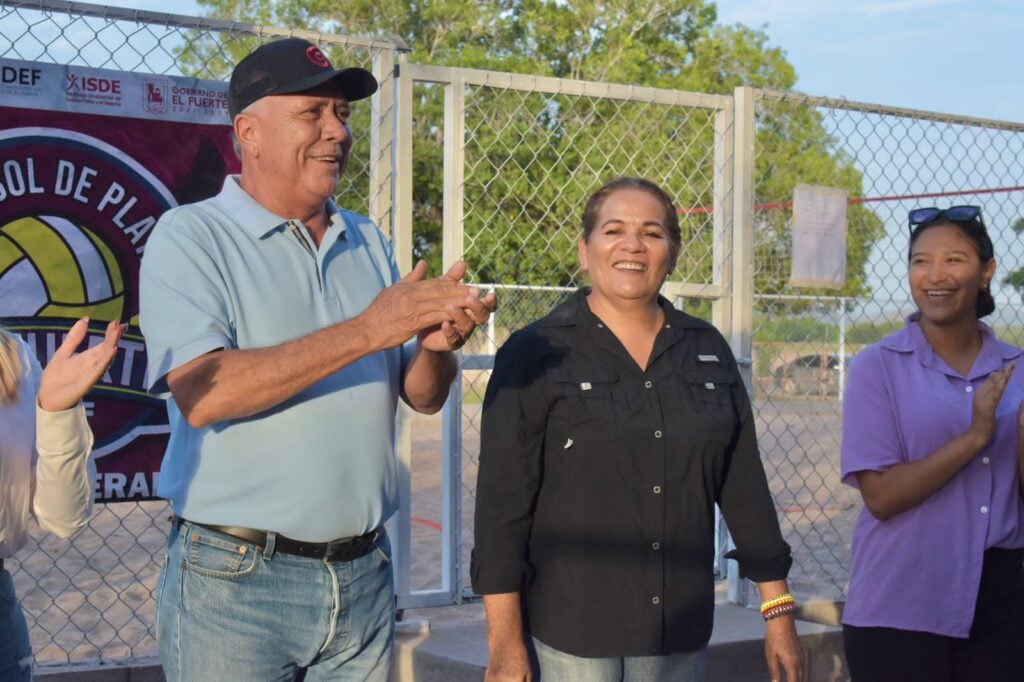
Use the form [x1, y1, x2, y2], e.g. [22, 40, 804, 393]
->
[228, 37, 378, 119]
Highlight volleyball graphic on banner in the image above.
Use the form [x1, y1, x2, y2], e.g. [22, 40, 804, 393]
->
[0, 215, 126, 321]
[0, 55, 237, 501]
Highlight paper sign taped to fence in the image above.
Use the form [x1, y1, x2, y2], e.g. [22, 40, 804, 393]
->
[789, 183, 848, 289]
[0, 57, 237, 502]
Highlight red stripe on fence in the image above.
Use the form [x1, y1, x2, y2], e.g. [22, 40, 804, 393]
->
[677, 184, 1024, 214]
[411, 516, 443, 531]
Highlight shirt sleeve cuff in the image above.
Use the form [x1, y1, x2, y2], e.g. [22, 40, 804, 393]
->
[35, 403, 92, 456]
[470, 553, 531, 594]
[723, 548, 793, 582]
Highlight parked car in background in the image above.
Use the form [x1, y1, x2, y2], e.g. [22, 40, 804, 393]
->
[773, 353, 845, 397]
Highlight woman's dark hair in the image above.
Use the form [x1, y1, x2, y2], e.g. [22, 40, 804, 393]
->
[581, 177, 682, 262]
[908, 215, 995, 318]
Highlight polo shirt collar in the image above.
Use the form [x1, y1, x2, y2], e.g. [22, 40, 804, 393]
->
[883, 312, 1023, 378]
[218, 175, 348, 242]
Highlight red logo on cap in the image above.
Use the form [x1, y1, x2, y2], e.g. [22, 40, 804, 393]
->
[306, 45, 330, 68]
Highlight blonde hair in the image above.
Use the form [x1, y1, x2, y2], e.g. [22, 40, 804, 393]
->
[0, 326, 23, 406]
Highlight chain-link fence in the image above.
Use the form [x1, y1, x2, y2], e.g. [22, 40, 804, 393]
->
[0, 0, 398, 664]
[750, 90, 1024, 602]
[7, 0, 1024, 670]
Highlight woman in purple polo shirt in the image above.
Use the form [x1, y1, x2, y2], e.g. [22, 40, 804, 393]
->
[840, 206, 1024, 682]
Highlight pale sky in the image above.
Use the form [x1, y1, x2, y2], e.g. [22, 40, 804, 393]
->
[716, 0, 1022, 123]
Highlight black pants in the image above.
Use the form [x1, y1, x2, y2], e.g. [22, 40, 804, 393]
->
[843, 548, 1024, 682]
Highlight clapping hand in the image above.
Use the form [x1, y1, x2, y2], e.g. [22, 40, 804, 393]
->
[969, 363, 1015, 446]
[38, 318, 125, 412]
[357, 260, 493, 351]
[418, 260, 497, 352]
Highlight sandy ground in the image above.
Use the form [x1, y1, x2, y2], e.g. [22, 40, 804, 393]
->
[12, 392, 856, 664]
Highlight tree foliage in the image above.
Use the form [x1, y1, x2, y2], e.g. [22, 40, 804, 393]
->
[188, 0, 884, 302]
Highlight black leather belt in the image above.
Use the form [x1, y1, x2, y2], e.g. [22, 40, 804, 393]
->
[177, 518, 378, 562]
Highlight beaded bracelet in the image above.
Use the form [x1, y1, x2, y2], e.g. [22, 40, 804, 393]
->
[762, 601, 797, 616]
[762, 603, 799, 621]
[759, 593, 795, 614]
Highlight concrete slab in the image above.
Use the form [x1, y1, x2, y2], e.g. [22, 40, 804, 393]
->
[38, 603, 848, 681]
[397, 601, 849, 682]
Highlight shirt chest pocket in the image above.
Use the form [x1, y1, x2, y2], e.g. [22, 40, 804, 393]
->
[548, 365, 618, 442]
[676, 365, 737, 439]
[680, 366, 734, 404]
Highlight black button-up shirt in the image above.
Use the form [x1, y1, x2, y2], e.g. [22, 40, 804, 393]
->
[471, 290, 791, 657]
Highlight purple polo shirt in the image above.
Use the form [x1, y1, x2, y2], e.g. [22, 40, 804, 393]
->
[841, 314, 1024, 637]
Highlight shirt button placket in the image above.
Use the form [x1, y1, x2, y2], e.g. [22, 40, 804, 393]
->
[644, 371, 666, 633]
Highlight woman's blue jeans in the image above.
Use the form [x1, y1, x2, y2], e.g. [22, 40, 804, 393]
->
[533, 636, 707, 682]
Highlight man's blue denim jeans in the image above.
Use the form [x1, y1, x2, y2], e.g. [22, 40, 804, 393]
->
[0, 569, 32, 682]
[156, 520, 394, 681]
[533, 637, 707, 682]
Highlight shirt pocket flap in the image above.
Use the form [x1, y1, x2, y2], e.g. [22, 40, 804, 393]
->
[680, 366, 735, 400]
[547, 363, 617, 438]
[548, 365, 619, 392]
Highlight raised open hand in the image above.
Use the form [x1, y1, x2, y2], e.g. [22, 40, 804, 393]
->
[38, 318, 125, 412]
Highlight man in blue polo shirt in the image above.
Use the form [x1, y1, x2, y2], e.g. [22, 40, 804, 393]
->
[140, 38, 495, 681]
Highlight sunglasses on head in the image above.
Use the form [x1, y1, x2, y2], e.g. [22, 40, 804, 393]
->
[908, 205, 982, 232]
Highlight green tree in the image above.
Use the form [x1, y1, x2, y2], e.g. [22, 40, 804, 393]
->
[188, 0, 884, 302]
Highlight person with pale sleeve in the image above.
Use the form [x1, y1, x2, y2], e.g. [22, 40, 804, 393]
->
[0, 318, 124, 682]
[140, 37, 495, 681]
[841, 206, 1024, 681]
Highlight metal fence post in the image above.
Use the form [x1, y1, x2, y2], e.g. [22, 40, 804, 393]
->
[389, 55, 415, 607]
[392, 55, 415, 274]
[727, 86, 757, 606]
[439, 75, 467, 604]
[711, 99, 735, 335]
[369, 46, 396, 238]
[710, 97, 735, 579]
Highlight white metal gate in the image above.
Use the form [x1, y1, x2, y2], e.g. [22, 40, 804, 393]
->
[388, 62, 741, 607]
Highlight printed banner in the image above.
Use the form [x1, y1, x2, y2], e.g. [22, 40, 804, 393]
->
[0, 58, 238, 501]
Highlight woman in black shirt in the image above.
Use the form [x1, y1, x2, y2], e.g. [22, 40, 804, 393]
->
[472, 177, 802, 681]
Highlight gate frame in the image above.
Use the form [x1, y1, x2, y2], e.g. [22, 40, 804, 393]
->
[390, 61, 740, 606]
